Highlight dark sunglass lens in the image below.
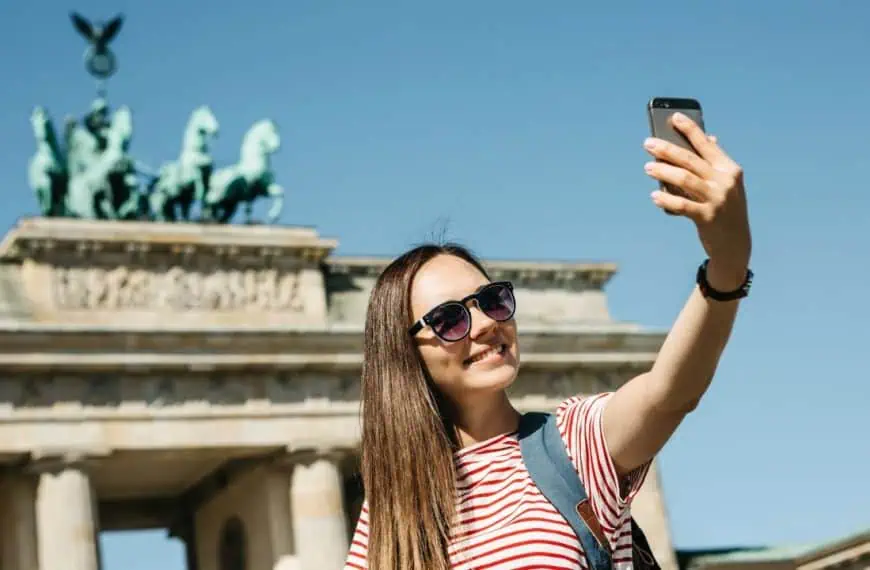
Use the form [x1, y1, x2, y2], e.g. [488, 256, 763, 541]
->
[430, 304, 470, 341]
[479, 284, 515, 321]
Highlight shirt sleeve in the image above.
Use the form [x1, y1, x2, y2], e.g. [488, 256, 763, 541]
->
[556, 392, 651, 550]
[343, 500, 369, 569]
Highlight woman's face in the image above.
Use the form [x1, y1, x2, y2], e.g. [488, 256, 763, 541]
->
[409, 254, 520, 403]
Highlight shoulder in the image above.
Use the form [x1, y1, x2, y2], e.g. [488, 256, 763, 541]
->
[555, 392, 613, 434]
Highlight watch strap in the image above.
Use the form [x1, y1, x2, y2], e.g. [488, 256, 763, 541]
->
[696, 259, 753, 301]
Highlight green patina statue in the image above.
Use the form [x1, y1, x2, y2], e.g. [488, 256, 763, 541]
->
[26, 12, 286, 225]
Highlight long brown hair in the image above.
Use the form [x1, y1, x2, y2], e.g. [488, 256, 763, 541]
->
[360, 243, 490, 570]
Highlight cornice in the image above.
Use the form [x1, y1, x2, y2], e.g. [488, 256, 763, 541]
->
[0, 217, 338, 265]
[326, 255, 618, 289]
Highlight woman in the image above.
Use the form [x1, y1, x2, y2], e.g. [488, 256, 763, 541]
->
[344, 112, 752, 570]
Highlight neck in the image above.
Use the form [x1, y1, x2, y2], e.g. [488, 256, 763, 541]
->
[241, 148, 265, 165]
[182, 133, 207, 154]
[451, 390, 520, 448]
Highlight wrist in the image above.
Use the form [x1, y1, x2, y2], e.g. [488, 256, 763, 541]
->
[704, 258, 750, 292]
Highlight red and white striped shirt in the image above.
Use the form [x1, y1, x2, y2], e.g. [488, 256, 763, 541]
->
[345, 393, 650, 570]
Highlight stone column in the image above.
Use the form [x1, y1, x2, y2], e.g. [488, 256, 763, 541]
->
[629, 460, 678, 570]
[33, 456, 100, 570]
[289, 451, 350, 570]
[169, 514, 199, 570]
[0, 472, 39, 570]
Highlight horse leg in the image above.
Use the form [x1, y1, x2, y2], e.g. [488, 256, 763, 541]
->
[218, 203, 237, 223]
[266, 183, 284, 223]
[179, 184, 194, 222]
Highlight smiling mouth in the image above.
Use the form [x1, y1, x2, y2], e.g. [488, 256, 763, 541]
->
[464, 344, 507, 366]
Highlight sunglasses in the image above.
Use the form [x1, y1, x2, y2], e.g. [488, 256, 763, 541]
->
[409, 281, 516, 342]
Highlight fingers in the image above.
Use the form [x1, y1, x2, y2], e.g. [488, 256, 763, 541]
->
[644, 161, 710, 202]
[650, 190, 711, 223]
[643, 136, 714, 180]
[668, 112, 721, 163]
[670, 113, 740, 172]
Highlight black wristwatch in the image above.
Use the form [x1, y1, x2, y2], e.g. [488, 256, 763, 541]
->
[696, 259, 753, 301]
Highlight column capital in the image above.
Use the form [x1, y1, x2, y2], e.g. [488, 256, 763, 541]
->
[278, 446, 355, 469]
[26, 447, 111, 476]
[287, 446, 351, 570]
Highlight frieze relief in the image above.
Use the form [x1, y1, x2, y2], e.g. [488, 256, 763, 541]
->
[51, 265, 305, 312]
[0, 369, 642, 413]
[0, 372, 361, 412]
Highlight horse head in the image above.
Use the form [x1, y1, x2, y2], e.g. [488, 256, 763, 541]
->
[29, 106, 63, 165]
[189, 105, 220, 140]
[241, 119, 280, 158]
[30, 106, 55, 143]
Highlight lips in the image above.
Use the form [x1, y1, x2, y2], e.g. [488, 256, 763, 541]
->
[464, 344, 506, 366]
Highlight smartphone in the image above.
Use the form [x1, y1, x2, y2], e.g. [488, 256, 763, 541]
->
[647, 97, 705, 199]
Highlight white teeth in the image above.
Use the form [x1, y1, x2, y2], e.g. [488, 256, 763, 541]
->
[468, 345, 503, 364]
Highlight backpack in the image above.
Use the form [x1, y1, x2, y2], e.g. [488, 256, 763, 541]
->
[518, 411, 661, 570]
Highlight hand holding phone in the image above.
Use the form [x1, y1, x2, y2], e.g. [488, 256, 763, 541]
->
[641, 97, 752, 281]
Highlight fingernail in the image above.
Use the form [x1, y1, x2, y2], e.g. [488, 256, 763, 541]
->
[643, 138, 658, 150]
[672, 112, 687, 124]
[644, 162, 655, 172]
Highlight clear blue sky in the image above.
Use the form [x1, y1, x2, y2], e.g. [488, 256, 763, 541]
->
[2, 1, 868, 568]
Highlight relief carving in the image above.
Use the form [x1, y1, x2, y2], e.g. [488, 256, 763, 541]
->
[1, 373, 359, 411]
[269, 373, 360, 403]
[51, 266, 305, 312]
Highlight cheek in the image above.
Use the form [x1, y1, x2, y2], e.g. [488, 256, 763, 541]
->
[418, 344, 466, 386]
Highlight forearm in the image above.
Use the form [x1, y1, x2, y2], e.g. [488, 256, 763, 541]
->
[648, 259, 746, 412]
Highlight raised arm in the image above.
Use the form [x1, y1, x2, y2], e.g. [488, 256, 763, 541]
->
[603, 112, 753, 475]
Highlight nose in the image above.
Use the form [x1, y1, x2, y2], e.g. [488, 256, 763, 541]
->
[468, 302, 498, 340]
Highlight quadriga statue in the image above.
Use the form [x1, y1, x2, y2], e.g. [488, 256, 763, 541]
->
[26, 11, 288, 225]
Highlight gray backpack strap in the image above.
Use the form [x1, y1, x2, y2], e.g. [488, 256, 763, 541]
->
[518, 411, 613, 570]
